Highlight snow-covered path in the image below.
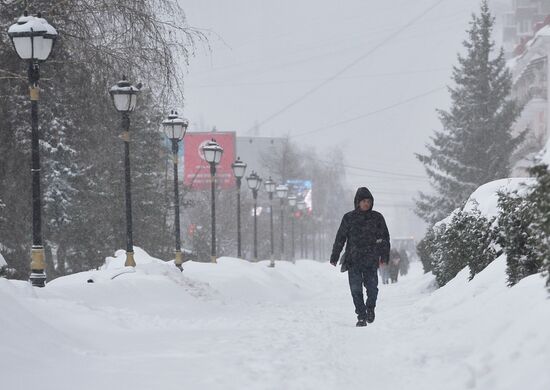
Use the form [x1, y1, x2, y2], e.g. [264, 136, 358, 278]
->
[1, 250, 549, 390]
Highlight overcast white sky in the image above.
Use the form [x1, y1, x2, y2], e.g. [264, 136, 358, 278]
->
[178, 0, 506, 236]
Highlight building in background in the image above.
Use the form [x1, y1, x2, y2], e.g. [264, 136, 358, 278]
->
[235, 136, 287, 180]
[503, 1, 550, 173]
[503, 0, 550, 56]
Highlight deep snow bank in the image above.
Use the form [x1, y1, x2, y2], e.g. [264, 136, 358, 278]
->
[410, 256, 550, 390]
[0, 248, 549, 390]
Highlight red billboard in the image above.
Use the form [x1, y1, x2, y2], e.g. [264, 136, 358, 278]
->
[183, 132, 236, 190]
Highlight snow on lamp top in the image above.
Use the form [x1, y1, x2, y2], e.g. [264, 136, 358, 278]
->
[8, 12, 58, 61]
[275, 184, 289, 199]
[202, 139, 223, 165]
[162, 110, 188, 141]
[264, 177, 276, 193]
[109, 77, 141, 113]
[288, 195, 297, 207]
[231, 157, 247, 179]
[247, 171, 262, 191]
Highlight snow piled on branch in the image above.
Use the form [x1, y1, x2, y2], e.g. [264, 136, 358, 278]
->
[435, 177, 535, 229]
[462, 177, 536, 218]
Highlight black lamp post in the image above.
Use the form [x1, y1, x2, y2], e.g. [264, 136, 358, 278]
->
[246, 171, 262, 261]
[288, 195, 297, 263]
[297, 201, 306, 258]
[8, 13, 57, 287]
[202, 139, 223, 263]
[275, 184, 289, 260]
[264, 177, 276, 267]
[231, 157, 247, 258]
[109, 77, 141, 267]
[162, 111, 189, 270]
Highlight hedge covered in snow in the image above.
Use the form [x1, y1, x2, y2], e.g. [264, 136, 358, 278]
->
[418, 165, 550, 290]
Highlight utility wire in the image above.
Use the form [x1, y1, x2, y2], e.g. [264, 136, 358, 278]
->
[313, 157, 427, 179]
[246, 0, 449, 133]
[187, 68, 450, 88]
[291, 85, 445, 139]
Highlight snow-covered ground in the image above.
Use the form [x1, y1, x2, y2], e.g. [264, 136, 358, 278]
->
[1, 248, 549, 390]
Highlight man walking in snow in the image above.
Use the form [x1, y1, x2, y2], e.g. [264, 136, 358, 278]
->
[330, 187, 390, 327]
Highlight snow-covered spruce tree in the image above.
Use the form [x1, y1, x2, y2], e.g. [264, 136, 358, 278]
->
[415, 1, 524, 224]
[497, 165, 549, 287]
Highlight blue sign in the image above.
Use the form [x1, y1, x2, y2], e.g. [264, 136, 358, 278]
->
[286, 179, 313, 211]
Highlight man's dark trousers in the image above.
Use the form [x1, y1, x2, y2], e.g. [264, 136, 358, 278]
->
[348, 263, 378, 320]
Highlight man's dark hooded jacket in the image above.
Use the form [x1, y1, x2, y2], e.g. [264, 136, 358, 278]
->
[330, 187, 390, 269]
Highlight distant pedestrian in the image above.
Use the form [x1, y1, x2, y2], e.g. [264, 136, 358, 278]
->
[398, 248, 410, 276]
[330, 187, 390, 327]
[379, 258, 390, 285]
[388, 249, 401, 283]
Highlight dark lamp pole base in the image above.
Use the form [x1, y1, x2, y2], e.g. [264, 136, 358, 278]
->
[29, 271, 46, 287]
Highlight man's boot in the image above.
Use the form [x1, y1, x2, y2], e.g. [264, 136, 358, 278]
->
[366, 307, 375, 323]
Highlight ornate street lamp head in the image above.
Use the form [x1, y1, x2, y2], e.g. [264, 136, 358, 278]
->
[202, 139, 224, 165]
[232, 157, 247, 179]
[247, 171, 261, 191]
[109, 76, 141, 113]
[8, 12, 58, 62]
[288, 195, 297, 207]
[162, 110, 188, 141]
[264, 176, 276, 194]
[275, 184, 289, 199]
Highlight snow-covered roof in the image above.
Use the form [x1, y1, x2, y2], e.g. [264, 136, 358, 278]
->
[533, 25, 550, 39]
[506, 56, 519, 70]
[508, 25, 550, 76]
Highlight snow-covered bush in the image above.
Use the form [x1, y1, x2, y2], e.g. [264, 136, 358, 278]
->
[497, 165, 550, 287]
[0, 265, 16, 279]
[0, 254, 15, 279]
[418, 207, 497, 287]
[420, 165, 549, 290]
[417, 229, 436, 274]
